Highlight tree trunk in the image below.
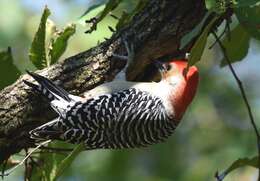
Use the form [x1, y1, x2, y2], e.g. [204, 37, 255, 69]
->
[0, 0, 206, 163]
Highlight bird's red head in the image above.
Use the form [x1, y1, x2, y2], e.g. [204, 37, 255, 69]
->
[160, 59, 199, 120]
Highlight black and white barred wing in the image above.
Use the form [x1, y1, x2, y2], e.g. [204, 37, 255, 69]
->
[57, 88, 176, 149]
[30, 88, 176, 149]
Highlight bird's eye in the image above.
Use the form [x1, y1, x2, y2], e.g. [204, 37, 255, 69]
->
[166, 64, 171, 71]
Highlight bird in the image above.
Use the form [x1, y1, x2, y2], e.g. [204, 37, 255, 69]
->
[24, 59, 199, 149]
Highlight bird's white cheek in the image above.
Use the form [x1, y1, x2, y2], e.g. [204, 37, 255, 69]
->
[168, 76, 183, 85]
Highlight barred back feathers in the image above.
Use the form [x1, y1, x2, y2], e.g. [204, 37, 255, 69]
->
[26, 73, 176, 149]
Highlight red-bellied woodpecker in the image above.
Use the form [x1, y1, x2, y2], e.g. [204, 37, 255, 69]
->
[24, 59, 199, 149]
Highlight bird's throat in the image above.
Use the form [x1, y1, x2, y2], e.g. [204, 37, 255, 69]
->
[170, 83, 187, 120]
[171, 77, 198, 121]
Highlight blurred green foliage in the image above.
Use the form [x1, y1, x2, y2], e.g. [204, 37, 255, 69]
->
[0, 47, 21, 89]
[29, 142, 73, 181]
[0, 0, 260, 181]
[235, 4, 260, 40]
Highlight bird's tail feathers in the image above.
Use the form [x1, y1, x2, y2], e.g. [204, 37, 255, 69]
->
[24, 71, 72, 103]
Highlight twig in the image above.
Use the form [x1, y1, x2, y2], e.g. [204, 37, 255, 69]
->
[24, 148, 30, 181]
[209, 17, 231, 50]
[1, 159, 7, 179]
[212, 31, 260, 181]
[0, 140, 51, 178]
[29, 157, 40, 168]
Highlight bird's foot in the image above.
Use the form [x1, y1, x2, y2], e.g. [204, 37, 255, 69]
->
[113, 37, 135, 80]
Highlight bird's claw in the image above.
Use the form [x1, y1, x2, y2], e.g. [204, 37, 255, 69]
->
[113, 37, 135, 80]
[112, 38, 134, 62]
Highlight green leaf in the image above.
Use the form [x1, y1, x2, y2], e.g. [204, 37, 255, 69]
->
[205, 0, 217, 11]
[85, 0, 123, 33]
[80, 1, 107, 18]
[180, 12, 211, 49]
[235, 4, 260, 40]
[96, 0, 123, 23]
[116, 0, 148, 30]
[53, 143, 84, 180]
[48, 24, 76, 65]
[205, 0, 229, 13]
[29, 6, 50, 69]
[0, 47, 21, 90]
[116, 11, 130, 30]
[188, 16, 219, 66]
[205, 0, 214, 9]
[216, 156, 258, 181]
[220, 24, 250, 67]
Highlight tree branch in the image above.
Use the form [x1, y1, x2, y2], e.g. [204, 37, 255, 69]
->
[212, 32, 260, 181]
[0, 0, 206, 163]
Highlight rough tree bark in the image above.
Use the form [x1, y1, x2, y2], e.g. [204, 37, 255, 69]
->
[0, 0, 206, 163]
